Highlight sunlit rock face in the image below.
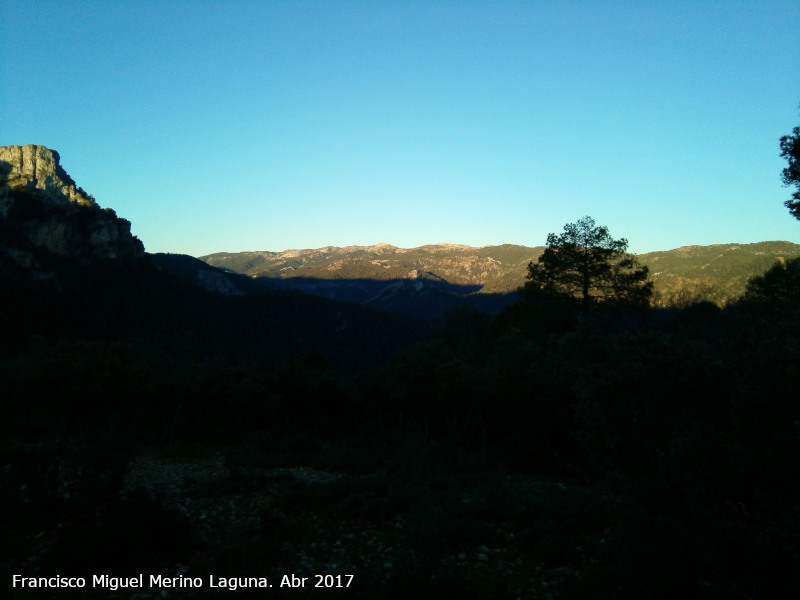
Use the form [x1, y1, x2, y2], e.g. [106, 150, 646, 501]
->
[0, 145, 97, 212]
[0, 145, 144, 268]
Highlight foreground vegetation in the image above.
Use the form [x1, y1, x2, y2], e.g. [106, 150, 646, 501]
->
[2, 250, 799, 599]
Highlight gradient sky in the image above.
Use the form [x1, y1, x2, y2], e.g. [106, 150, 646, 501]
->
[2, 0, 799, 256]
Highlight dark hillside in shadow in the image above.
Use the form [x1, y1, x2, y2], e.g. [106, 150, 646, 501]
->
[154, 252, 519, 319]
[255, 275, 518, 319]
[3, 254, 431, 373]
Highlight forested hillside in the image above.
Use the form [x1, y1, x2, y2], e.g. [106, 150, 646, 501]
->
[202, 241, 800, 308]
[640, 241, 800, 305]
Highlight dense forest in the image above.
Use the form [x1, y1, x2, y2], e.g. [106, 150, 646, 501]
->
[2, 235, 800, 598]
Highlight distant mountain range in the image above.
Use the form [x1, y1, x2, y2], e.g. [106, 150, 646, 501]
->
[201, 243, 537, 293]
[199, 241, 800, 309]
[3, 144, 798, 318]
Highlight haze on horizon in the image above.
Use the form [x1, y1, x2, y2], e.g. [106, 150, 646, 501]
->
[2, 1, 799, 257]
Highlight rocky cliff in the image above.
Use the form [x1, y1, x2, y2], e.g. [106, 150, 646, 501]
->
[0, 144, 96, 210]
[0, 145, 144, 272]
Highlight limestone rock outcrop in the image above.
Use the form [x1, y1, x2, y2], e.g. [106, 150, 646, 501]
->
[0, 145, 95, 211]
[0, 145, 144, 269]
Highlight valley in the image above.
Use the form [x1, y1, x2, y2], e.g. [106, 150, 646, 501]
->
[3, 145, 800, 598]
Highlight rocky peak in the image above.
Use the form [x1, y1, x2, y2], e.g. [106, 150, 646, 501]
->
[0, 145, 95, 213]
[0, 145, 144, 271]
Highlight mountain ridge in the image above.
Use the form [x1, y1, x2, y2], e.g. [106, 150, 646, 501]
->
[202, 239, 800, 258]
[201, 243, 543, 294]
[201, 240, 800, 307]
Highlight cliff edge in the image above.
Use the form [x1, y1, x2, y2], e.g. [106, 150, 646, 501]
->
[0, 145, 144, 273]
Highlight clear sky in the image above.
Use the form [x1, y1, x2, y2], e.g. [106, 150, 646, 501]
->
[2, 1, 799, 256]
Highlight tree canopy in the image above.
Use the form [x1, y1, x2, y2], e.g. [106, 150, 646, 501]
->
[780, 123, 800, 220]
[743, 256, 800, 305]
[524, 216, 652, 308]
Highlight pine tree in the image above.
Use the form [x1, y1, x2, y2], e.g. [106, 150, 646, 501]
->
[780, 124, 800, 220]
[524, 216, 652, 308]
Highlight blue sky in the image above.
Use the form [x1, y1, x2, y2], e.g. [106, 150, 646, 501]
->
[2, 1, 799, 256]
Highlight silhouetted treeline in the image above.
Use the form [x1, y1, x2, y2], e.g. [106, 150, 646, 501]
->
[2, 257, 800, 598]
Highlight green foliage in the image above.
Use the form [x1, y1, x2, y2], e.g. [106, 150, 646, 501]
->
[780, 122, 800, 219]
[525, 216, 652, 308]
[742, 256, 800, 304]
[640, 241, 800, 306]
